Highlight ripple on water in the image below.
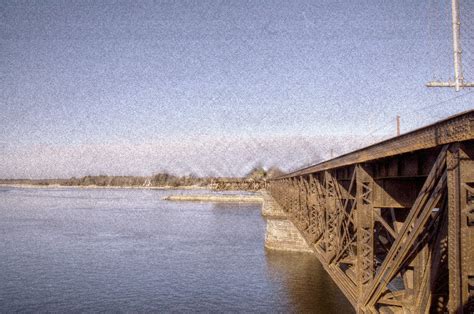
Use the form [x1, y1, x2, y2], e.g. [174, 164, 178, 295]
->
[0, 187, 354, 313]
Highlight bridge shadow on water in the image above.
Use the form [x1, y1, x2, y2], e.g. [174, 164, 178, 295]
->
[264, 250, 355, 313]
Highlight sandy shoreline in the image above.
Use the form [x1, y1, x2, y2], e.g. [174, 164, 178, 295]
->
[163, 194, 263, 203]
[0, 184, 207, 191]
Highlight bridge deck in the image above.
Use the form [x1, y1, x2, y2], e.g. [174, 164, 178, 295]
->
[279, 109, 473, 179]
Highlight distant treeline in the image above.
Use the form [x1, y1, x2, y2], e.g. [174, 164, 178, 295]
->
[0, 174, 211, 187]
[0, 166, 285, 188]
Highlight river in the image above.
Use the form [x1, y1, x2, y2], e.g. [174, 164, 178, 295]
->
[0, 187, 353, 313]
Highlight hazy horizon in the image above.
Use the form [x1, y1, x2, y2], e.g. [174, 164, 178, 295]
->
[1, 134, 374, 179]
[1, 1, 473, 178]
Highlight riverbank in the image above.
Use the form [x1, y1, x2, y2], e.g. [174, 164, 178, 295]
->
[163, 194, 263, 203]
[0, 184, 207, 190]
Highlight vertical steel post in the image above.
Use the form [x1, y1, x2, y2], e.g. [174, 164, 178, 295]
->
[451, 0, 464, 91]
[356, 164, 374, 311]
[447, 144, 474, 312]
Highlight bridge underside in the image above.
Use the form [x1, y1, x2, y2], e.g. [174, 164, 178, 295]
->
[268, 111, 474, 313]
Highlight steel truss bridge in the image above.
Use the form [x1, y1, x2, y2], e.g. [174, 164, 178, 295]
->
[211, 179, 266, 191]
[268, 110, 473, 313]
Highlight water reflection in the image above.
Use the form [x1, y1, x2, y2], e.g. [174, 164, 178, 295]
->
[265, 250, 354, 313]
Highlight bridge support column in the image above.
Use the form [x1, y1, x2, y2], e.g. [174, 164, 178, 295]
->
[261, 191, 312, 253]
[324, 171, 340, 262]
[355, 164, 375, 312]
[447, 144, 474, 313]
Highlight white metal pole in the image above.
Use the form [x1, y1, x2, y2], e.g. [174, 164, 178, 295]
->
[451, 0, 464, 91]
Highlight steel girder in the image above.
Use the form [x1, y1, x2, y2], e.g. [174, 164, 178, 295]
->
[267, 142, 474, 313]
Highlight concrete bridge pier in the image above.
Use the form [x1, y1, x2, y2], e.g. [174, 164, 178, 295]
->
[261, 191, 312, 253]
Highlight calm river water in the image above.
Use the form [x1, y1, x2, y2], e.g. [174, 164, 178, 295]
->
[0, 187, 353, 313]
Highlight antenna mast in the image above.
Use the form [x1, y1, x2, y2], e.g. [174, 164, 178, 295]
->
[396, 115, 401, 136]
[427, 0, 474, 91]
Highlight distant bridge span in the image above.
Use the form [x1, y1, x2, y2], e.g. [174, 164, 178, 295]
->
[210, 179, 265, 191]
[268, 110, 474, 313]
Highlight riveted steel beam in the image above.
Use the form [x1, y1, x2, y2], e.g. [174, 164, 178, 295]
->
[266, 112, 473, 312]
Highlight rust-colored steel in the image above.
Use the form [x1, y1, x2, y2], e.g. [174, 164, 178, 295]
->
[268, 110, 474, 313]
[212, 179, 266, 191]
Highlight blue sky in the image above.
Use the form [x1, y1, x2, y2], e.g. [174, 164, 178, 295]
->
[1, 0, 473, 178]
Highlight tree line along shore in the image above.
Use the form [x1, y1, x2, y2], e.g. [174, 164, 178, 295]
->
[0, 167, 285, 189]
[0, 174, 207, 188]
